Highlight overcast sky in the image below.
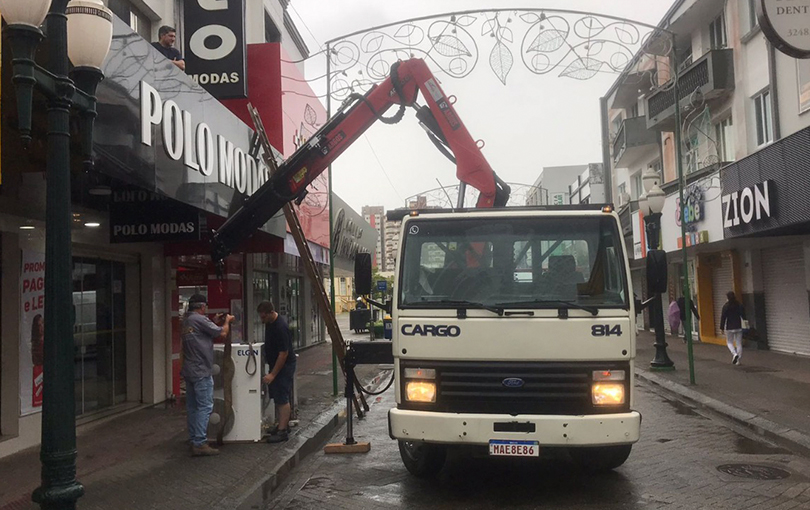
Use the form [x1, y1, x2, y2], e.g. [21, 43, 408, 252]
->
[288, 1, 672, 213]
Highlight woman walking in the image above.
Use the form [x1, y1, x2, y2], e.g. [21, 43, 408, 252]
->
[720, 291, 746, 365]
[668, 300, 681, 335]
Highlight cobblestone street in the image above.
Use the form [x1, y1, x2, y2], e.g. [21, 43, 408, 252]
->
[267, 382, 810, 510]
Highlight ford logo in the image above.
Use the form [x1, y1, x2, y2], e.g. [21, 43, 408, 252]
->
[502, 378, 525, 388]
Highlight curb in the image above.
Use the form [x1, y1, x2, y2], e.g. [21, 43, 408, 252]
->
[234, 369, 392, 510]
[636, 368, 810, 457]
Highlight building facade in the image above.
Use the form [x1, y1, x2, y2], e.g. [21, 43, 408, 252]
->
[362, 206, 386, 271]
[568, 163, 608, 205]
[604, 0, 810, 355]
[0, 0, 375, 458]
[526, 165, 595, 206]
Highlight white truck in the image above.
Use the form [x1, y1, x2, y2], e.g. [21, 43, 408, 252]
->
[209, 58, 640, 477]
[384, 206, 640, 477]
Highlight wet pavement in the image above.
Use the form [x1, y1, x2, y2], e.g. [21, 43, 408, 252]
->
[0, 314, 383, 510]
[266, 384, 810, 510]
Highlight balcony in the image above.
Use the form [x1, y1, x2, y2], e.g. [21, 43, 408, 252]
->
[645, 49, 734, 131]
[612, 116, 660, 167]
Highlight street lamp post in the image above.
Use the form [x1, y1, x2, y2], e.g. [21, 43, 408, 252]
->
[640, 167, 674, 370]
[0, 1, 112, 508]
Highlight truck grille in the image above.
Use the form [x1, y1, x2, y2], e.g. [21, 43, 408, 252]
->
[400, 360, 630, 415]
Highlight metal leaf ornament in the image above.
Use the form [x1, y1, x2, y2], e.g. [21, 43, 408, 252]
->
[455, 14, 477, 27]
[559, 57, 603, 80]
[361, 33, 384, 52]
[498, 26, 514, 43]
[527, 29, 566, 53]
[519, 12, 542, 24]
[490, 41, 514, 84]
[394, 24, 418, 39]
[304, 104, 318, 127]
[430, 34, 473, 57]
[615, 25, 639, 45]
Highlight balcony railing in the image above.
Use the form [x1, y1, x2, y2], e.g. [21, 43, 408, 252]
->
[612, 116, 660, 167]
[646, 49, 734, 131]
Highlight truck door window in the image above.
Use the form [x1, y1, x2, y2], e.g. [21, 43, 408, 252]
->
[399, 217, 628, 310]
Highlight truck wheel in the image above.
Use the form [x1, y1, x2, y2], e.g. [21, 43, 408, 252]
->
[398, 440, 446, 478]
[569, 445, 632, 472]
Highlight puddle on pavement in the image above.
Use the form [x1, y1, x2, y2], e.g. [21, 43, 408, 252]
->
[733, 435, 790, 455]
[661, 398, 702, 417]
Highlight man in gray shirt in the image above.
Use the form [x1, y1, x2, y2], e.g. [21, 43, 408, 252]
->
[182, 293, 233, 456]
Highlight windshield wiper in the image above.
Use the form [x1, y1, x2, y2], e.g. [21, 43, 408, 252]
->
[416, 299, 504, 317]
[495, 299, 599, 316]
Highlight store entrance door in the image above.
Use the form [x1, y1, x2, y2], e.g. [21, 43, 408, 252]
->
[73, 258, 127, 415]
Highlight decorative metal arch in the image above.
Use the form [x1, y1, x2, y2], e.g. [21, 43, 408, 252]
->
[405, 182, 547, 209]
[322, 8, 675, 102]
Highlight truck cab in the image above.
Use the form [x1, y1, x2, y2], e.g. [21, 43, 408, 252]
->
[387, 206, 640, 477]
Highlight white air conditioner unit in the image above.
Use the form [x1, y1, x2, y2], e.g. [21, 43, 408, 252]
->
[208, 343, 267, 443]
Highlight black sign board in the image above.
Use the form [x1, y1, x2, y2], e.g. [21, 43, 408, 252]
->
[721, 126, 810, 238]
[184, 0, 247, 99]
[110, 187, 202, 243]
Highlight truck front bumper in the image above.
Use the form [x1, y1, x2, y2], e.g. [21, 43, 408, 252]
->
[388, 408, 641, 446]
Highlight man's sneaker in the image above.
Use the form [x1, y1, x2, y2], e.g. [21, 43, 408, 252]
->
[732, 355, 739, 365]
[267, 423, 279, 436]
[191, 444, 220, 457]
[267, 429, 289, 443]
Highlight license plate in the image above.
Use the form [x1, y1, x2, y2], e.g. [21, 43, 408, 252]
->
[489, 440, 539, 457]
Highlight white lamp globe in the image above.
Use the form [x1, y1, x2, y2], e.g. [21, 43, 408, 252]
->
[638, 193, 649, 216]
[647, 185, 666, 214]
[66, 0, 113, 69]
[642, 167, 660, 193]
[0, 0, 51, 28]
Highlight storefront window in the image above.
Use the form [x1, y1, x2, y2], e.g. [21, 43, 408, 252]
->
[284, 277, 303, 348]
[73, 257, 127, 415]
[252, 271, 278, 344]
[311, 283, 324, 345]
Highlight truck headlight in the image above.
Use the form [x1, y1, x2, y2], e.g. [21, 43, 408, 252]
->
[406, 381, 436, 403]
[592, 383, 625, 405]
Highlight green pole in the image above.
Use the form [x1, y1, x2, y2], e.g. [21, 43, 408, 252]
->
[672, 43, 696, 385]
[326, 44, 338, 397]
[32, 1, 85, 508]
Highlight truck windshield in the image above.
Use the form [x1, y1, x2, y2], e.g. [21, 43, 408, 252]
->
[399, 216, 628, 310]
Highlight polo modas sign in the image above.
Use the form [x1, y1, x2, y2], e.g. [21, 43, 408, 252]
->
[722, 180, 773, 228]
[141, 81, 270, 197]
[184, 0, 247, 99]
[110, 187, 202, 243]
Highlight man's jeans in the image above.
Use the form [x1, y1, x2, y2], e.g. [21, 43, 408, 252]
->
[185, 376, 214, 447]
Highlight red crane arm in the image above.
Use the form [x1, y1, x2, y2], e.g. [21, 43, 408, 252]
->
[211, 58, 508, 263]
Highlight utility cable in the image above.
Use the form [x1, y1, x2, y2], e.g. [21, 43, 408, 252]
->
[245, 339, 258, 376]
[356, 369, 395, 396]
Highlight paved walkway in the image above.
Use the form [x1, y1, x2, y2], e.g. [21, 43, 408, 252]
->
[0, 314, 384, 510]
[4, 321, 810, 509]
[635, 330, 810, 455]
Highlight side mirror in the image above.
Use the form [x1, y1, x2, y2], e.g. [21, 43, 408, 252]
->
[354, 253, 372, 295]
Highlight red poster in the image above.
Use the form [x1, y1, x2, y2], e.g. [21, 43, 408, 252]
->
[20, 251, 45, 415]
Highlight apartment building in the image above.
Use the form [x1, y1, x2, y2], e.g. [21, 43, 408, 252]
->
[362, 206, 386, 271]
[605, 0, 810, 356]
